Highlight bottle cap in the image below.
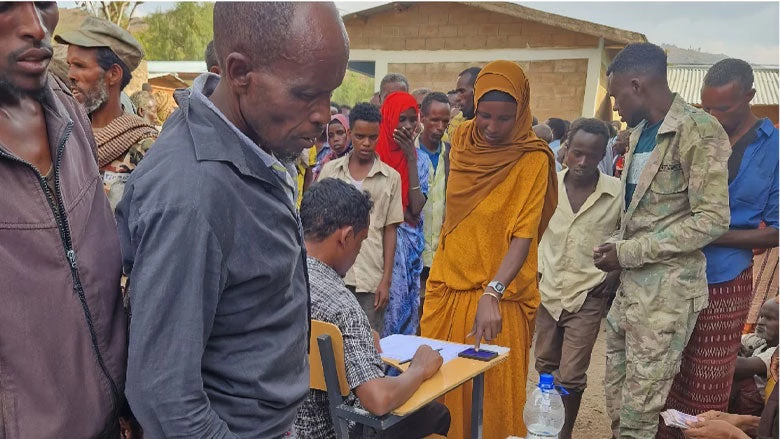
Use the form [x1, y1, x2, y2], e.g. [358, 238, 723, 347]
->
[539, 373, 554, 390]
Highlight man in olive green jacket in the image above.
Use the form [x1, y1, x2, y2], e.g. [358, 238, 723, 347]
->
[594, 43, 731, 439]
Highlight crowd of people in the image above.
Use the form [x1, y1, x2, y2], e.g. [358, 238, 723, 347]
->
[0, 2, 777, 439]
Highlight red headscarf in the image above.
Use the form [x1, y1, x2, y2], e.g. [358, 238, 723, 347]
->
[377, 91, 418, 211]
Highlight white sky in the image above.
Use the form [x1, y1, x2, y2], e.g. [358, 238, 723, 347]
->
[59, 1, 780, 65]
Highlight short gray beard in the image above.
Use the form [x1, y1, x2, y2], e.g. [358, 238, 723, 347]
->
[81, 73, 109, 115]
[255, 134, 304, 163]
[276, 149, 304, 163]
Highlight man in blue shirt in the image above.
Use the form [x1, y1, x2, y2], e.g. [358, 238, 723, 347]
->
[660, 58, 779, 432]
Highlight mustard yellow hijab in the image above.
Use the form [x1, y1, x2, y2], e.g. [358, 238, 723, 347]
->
[443, 60, 558, 240]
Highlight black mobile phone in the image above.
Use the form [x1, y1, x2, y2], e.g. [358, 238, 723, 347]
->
[458, 348, 498, 361]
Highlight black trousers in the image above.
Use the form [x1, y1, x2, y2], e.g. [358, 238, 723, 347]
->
[349, 401, 450, 439]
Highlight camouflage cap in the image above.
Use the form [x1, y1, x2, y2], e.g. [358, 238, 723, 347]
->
[55, 16, 144, 73]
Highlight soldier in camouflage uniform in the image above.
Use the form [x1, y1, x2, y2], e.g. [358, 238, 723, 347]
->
[593, 43, 731, 439]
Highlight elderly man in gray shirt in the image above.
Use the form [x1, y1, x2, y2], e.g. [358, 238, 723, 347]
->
[115, 3, 349, 437]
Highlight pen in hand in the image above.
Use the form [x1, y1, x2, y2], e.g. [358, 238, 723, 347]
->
[398, 348, 443, 365]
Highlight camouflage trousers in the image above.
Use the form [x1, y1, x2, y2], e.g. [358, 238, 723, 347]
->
[604, 287, 704, 439]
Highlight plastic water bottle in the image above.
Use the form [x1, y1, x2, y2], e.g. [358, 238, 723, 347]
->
[524, 373, 565, 438]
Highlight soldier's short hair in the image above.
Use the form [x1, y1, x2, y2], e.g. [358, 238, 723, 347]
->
[607, 42, 667, 79]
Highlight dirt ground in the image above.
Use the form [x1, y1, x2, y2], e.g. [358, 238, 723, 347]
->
[526, 318, 613, 439]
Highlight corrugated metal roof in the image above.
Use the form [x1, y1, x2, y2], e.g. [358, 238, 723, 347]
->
[668, 65, 779, 106]
[147, 61, 206, 75]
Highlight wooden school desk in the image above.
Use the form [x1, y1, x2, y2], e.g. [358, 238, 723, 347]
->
[383, 343, 509, 439]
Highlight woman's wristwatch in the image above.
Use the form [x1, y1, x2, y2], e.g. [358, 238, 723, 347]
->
[487, 280, 506, 298]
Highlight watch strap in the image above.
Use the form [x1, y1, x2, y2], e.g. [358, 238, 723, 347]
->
[488, 280, 506, 296]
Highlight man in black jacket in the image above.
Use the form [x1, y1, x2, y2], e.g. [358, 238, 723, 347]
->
[116, 2, 349, 437]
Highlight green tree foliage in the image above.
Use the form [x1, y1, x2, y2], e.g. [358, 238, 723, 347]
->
[135, 2, 214, 61]
[331, 70, 375, 107]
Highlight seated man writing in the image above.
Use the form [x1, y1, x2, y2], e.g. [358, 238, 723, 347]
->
[296, 178, 451, 439]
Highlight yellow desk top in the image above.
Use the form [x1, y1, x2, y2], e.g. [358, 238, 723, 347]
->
[383, 349, 509, 416]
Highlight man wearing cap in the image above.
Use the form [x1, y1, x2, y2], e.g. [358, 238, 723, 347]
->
[56, 16, 157, 211]
[0, 3, 128, 437]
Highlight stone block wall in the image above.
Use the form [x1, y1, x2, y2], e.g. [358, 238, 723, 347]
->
[388, 58, 588, 121]
[346, 3, 599, 51]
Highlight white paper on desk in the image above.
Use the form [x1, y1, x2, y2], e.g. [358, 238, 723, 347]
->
[380, 334, 509, 364]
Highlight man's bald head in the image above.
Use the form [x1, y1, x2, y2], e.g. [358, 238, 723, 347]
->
[213, 2, 293, 70]
[210, 2, 349, 161]
[213, 2, 347, 71]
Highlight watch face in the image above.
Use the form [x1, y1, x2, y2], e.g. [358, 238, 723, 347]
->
[491, 281, 505, 293]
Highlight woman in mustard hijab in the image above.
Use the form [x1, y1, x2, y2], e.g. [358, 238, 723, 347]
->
[420, 60, 558, 438]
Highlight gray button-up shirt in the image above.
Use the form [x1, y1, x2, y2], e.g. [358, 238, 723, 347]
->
[116, 73, 310, 438]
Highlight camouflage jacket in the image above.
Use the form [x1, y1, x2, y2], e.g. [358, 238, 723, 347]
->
[102, 137, 155, 211]
[614, 94, 730, 308]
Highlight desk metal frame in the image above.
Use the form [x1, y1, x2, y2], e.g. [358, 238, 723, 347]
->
[470, 372, 485, 439]
[318, 335, 405, 438]
[319, 333, 501, 439]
